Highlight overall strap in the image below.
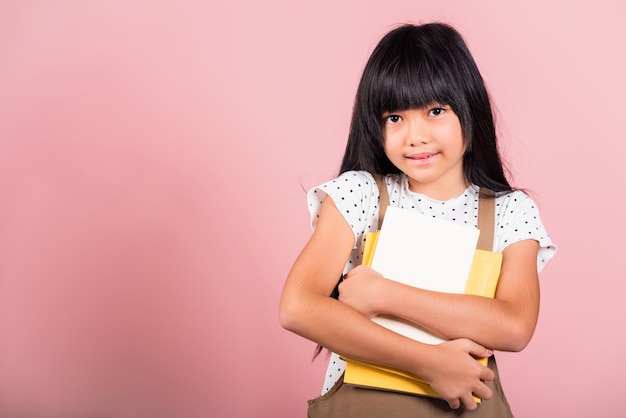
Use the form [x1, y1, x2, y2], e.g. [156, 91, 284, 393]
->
[374, 175, 389, 229]
[477, 188, 496, 251]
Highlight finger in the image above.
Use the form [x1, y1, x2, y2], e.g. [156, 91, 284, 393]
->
[462, 395, 478, 411]
[480, 365, 495, 382]
[448, 398, 461, 410]
[459, 393, 478, 411]
[473, 381, 493, 402]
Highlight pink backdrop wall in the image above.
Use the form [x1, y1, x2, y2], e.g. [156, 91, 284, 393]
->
[0, 1, 623, 417]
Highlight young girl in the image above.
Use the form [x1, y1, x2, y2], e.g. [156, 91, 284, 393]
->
[279, 22, 556, 417]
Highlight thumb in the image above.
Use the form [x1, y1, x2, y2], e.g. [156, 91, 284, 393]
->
[466, 341, 494, 359]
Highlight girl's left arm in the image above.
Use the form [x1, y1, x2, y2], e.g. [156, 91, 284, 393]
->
[338, 239, 540, 352]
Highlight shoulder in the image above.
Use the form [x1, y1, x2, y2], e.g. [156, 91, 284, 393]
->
[306, 171, 381, 238]
[493, 189, 557, 271]
[307, 171, 377, 205]
[495, 189, 541, 219]
[331, 170, 378, 190]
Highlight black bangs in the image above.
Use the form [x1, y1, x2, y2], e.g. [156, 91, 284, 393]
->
[375, 56, 453, 116]
[365, 32, 464, 118]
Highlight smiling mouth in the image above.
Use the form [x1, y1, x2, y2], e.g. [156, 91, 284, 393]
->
[408, 152, 438, 161]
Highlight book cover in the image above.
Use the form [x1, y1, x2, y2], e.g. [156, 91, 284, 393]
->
[342, 206, 502, 401]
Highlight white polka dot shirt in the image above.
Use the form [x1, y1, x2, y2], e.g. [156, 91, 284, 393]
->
[307, 170, 557, 395]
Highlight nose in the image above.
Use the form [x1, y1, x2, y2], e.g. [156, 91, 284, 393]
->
[407, 116, 429, 146]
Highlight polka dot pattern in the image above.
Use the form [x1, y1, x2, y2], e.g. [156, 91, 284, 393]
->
[306, 170, 557, 395]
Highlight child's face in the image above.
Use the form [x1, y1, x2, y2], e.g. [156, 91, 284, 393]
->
[382, 104, 466, 200]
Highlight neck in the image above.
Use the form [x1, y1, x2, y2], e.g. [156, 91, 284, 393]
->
[406, 176, 469, 201]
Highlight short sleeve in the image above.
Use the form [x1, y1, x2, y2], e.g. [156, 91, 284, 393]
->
[307, 171, 380, 248]
[495, 191, 557, 272]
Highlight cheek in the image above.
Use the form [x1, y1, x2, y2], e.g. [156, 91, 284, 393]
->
[382, 134, 399, 156]
[444, 126, 465, 151]
[381, 137, 398, 163]
[383, 129, 401, 147]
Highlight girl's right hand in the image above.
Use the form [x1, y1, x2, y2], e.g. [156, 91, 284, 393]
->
[420, 339, 495, 410]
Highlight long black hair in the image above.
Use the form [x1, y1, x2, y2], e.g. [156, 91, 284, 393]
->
[315, 22, 514, 360]
[340, 23, 512, 192]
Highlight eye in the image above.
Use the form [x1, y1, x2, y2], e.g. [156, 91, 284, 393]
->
[428, 107, 446, 117]
[384, 114, 402, 124]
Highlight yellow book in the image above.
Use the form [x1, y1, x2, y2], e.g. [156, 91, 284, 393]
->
[343, 223, 502, 402]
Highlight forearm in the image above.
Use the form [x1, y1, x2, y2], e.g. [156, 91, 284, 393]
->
[377, 240, 541, 352]
[381, 286, 535, 351]
[280, 286, 435, 377]
[280, 287, 497, 409]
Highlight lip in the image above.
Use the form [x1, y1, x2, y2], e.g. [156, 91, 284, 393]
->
[407, 152, 439, 165]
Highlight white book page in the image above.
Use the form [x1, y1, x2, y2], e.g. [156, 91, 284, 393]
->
[370, 206, 479, 344]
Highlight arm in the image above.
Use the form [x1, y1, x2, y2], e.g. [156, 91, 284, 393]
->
[339, 239, 540, 352]
[279, 196, 495, 410]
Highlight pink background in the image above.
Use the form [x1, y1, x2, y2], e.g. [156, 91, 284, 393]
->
[0, 1, 623, 417]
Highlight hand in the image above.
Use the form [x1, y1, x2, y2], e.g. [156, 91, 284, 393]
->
[338, 265, 387, 318]
[421, 339, 495, 410]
